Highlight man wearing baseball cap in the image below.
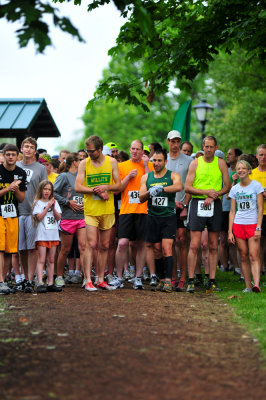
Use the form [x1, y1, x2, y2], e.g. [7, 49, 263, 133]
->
[105, 143, 118, 160]
[166, 130, 192, 291]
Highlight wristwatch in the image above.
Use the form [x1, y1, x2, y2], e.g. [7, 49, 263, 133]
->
[256, 227, 262, 231]
[183, 204, 188, 209]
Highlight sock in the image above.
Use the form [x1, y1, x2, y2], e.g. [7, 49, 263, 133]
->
[69, 270, 74, 276]
[21, 274, 25, 281]
[75, 270, 81, 276]
[155, 258, 164, 280]
[188, 278, 194, 283]
[163, 256, 173, 280]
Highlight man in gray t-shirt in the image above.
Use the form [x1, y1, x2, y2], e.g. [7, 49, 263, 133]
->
[166, 130, 192, 291]
[17, 137, 47, 293]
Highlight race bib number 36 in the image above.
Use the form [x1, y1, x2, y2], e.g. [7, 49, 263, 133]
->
[44, 215, 57, 230]
[197, 200, 214, 217]
[1, 204, 17, 218]
[128, 191, 140, 204]
[152, 197, 168, 207]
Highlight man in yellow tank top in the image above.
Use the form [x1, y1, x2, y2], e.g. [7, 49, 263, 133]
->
[75, 135, 121, 291]
[185, 136, 231, 293]
[250, 144, 266, 270]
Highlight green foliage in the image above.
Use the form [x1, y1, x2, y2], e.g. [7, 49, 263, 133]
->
[90, 0, 266, 107]
[216, 270, 266, 358]
[0, 0, 84, 53]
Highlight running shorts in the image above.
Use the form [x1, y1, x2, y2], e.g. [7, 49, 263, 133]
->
[59, 219, 85, 235]
[118, 214, 147, 241]
[187, 198, 222, 232]
[0, 217, 19, 253]
[19, 215, 37, 251]
[145, 215, 176, 243]
[233, 223, 257, 240]
[85, 214, 115, 230]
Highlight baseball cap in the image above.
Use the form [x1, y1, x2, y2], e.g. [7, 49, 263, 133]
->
[167, 130, 181, 140]
[102, 145, 112, 156]
[143, 145, 150, 154]
[106, 142, 118, 150]
[215, 150, 225, 159]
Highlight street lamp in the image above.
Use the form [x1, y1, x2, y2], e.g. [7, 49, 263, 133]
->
[193, 99, 214, 139]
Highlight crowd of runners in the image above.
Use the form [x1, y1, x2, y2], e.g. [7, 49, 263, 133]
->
[0, 133, 265, 295]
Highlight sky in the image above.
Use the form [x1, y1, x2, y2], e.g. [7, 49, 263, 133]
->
[0, 1, 124, 154]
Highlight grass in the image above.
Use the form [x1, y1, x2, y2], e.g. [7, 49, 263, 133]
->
[215, 269, 266, 358]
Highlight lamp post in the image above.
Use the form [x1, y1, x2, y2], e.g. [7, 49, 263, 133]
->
[193, 99, 214, 140]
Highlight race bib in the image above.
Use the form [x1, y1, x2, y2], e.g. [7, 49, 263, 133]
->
[128, 191, 140, 204]
[117, 200, 121, 210]
[152, 197, 168, 207]
[93, 193, 102, 201]
[44, 215, 57, 230]
[24, 168, 34, 183]
[1, 204, 17, 218]
[73, 196, 83, 205]
[197, 200, 214, 217]
[238, 200, 252, 211]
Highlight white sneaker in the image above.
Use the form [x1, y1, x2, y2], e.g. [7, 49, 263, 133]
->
[123, 270, 130, 280]
[109, 277, 124, 288]
[133, 277, 144, 290]
[55, 276, 65, 287]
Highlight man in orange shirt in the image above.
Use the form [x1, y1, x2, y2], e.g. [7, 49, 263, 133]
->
[110, 140, 153, 289]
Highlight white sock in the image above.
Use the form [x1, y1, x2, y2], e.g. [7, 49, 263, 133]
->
[15, 274, 22, 284]
[75, 270, 81, 276]
[69, 270, 74, 276]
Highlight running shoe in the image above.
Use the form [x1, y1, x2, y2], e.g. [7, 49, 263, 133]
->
[24, 280, 34, 293]
[69, 274, 82, 284]
[151, 281, 164, 292]
[142, 267, 150, 281]
[82, 278, 87, 288]
[176, 280, 186, 292]
[171, 279, 178, 289]
[133, 277, 144, 290]
[0, 281, 11, 295]
[252, 285, 261, 293]
[150, 275, 158, 287]
[186, 282, 195, 293]
[47, 284, 62, 292]
[206, 282, 221, 294]
[242, 287, 252, 293]
[85, 282, 97, 292]
[37, 284, 47, 293]
[96, 281, 116, 290]
[42, 273, 47, 284]
[109, 277, 124, 288]
[123, 270, 130, 281]
[55, 276, 65, 287]
[106, 274, 114, 284]
[161, 281, 172, 293]
[15, 280, 26, 292]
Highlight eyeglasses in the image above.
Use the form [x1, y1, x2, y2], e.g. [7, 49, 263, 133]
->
[87, 149, 98, 154]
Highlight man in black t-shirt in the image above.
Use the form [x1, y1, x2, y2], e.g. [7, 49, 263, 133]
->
[0, 144, 27, 294]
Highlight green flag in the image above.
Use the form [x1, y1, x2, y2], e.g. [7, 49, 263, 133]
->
[171, 100, 192, 141]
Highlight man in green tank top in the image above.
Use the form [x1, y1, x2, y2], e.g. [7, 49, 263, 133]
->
[185, 136, 231, 293]
[139, 149, 182, 292]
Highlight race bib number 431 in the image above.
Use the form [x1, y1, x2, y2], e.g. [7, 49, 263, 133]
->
[128, 191, 140, 204]
[197, 200, 214, 217]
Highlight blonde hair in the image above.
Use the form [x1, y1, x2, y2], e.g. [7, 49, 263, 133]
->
[236, 160, 252, 172]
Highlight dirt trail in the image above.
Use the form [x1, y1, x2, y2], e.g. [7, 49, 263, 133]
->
[0, 284, 265, 400]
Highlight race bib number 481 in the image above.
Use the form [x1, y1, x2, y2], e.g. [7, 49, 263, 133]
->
[1, 204, 17, 218]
